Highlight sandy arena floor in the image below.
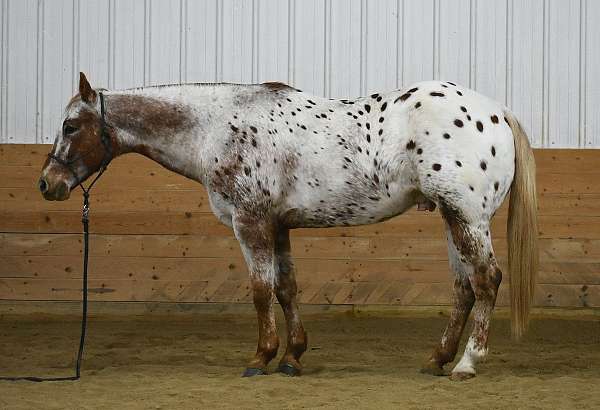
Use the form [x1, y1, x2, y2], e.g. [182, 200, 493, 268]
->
[1, 308, 599, 409]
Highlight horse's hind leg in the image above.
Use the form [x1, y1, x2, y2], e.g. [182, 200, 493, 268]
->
[421, 224, 475, 376]
[439, 206, 502, 381]
[274, 228, 307, 376]
[232, 214, 280, 377]
[451, 255, 502, 381]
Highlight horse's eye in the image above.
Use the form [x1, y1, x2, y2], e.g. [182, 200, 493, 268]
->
[63, 125, 78, 135]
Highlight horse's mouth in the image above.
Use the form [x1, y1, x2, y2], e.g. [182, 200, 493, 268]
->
[42, 189, 71, 201]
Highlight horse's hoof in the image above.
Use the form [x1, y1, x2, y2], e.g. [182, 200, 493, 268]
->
[277, 362, 301, 377]
[450, 371, 476, 381]
[420, 362, 446, 377]
[242, 367, 267, 377]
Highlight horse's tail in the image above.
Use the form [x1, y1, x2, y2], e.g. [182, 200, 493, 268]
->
[505, 111, 539, 340]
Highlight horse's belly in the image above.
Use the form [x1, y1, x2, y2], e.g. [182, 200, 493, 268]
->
[280, 186, 417, 228]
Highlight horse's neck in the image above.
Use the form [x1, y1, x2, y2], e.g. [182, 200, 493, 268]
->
[106, 86, 226, 182]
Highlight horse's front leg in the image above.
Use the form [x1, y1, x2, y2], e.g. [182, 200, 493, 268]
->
[233, 213, 280, 377]
[274, 228, 307, 376]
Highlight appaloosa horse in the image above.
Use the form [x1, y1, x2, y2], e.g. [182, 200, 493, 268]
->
[39, 73, 538, 381]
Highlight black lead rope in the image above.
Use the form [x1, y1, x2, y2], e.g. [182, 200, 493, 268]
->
[0, 93, 111, 383]
[0, 191, 90, 382]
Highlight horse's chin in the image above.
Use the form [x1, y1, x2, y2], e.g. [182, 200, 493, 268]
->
[42, 185, 71, 201]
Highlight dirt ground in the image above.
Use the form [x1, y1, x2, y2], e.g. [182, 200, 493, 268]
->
[1, 308, 599, 410]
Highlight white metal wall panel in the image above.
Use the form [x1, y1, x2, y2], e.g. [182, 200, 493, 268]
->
[256, 0, 289, 83]
[585, 0, 600, 147]
[437, 0, 472, 86]
[113, 0, 146, 89]
[184, 0, 218, 83]
[4, 0, 38, 143]
[1, 0, 598, 147]
[328, 0, 362, 98]
[509, 0, 544, 147]
[78, 0, 110, 89]
[147, 0, 182, 85]
[547, 0, 581, 147]
[473, 0, 507, 103]
[401, 0, 435, 87]
[40, 0, 75, 143]
[364, 0, 399, 95]
[221, 0, 253, 83]
[292, 0, 325, 95]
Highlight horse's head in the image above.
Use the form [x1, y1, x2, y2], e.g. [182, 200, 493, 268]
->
[39, 72, 113, 200]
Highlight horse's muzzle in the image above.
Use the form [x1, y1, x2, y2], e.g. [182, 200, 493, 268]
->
[39, 177, 70, 201]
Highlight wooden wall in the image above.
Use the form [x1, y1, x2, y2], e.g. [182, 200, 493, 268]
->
[1, 145, 599, 308]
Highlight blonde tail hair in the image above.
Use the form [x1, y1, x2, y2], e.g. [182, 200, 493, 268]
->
[505, 111, 539, 340]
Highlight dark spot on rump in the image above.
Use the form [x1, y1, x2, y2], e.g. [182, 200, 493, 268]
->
[447, 82, 456, 86]
[379, 117, 384, 123]
[432, 163, 442, 171]
[491, 146, 496, 156]
[454, 119, 464, 127]
[466, 115, 472, 121]
[469, 185, 474, 191]
[366, 134, 371, 143]
[415, 102, 422, 108]
[460, 106, 467, 112]
[230, 125, 239, 132]
[476, 121, 484, 132]
[494, 181, 499, 191]
[455, 160, 462, 167]
[381, 102, 387, 111]
[409, 87, 418, 93]
[406, 140, 416, 150]
[456, 91, 463, 96]
[491, 115, 499, 124]
[430, 92, 445, 97]
[417, 148, 423, 155]
[250, 126, 258, 133]
[480, 160, 487, 171]
[443, 133, 451, 139]
[364, 104, 371, 113]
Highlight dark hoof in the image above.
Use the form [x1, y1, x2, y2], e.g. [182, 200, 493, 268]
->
[242, 367, 267, 377]
[277, 363, 301, 377]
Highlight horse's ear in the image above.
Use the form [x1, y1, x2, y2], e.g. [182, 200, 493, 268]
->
[79, 72, 97, 104]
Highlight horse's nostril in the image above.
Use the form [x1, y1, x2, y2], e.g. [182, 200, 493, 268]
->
[38, 178, 48, 193]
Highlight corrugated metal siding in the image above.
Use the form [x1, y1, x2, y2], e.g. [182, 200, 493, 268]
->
[1, 0, 599, 147]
